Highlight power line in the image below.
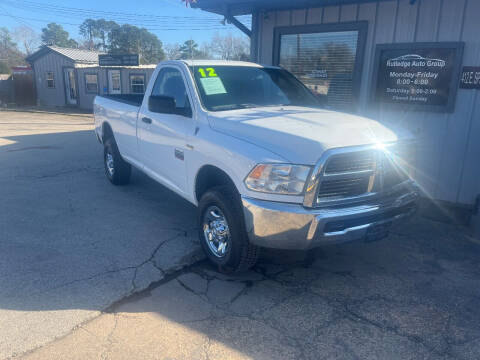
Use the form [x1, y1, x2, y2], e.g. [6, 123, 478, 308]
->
[0, 14, 247, 31]
[0, 0, 251, 30]
[0, 0, 248, 22]
[0, 0, 252, 38]
[0, 4, 40, 30]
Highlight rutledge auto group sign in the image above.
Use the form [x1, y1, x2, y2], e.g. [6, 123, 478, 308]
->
[372, 42, 464, 112]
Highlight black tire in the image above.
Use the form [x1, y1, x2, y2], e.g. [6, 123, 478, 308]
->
[198, 185, 260, 273]
[103, 138, 131, 185]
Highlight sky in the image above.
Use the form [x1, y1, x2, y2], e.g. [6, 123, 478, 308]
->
[0, 0, 251, 49]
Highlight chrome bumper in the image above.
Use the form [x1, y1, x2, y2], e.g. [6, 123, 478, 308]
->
[242, 184, 419, 250]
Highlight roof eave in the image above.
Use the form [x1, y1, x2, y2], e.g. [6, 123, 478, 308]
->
[25, 46, 51, 64]
[192, 0, 394, 16]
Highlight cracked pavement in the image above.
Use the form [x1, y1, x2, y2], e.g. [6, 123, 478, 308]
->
[2, 110, 480, 360]
[0, 111, 203, 359]
[22, 218, 480, 360]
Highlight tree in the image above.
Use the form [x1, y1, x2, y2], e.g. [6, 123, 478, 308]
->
[199, 42, 213, 59]
[79, 19, 97, 50]
[178, 39, 208, 59]
[95, 19, 118, 52]
[108, 24, 164, 64]
[0, 28, 25, 71]
[0, 27, 16, 52]
[79, 19, 118, 51]
[13, 26, 40, 55]
[41, 23, 77, 48]
[165, 43, 181, 60]
[210, 32, 250, 61]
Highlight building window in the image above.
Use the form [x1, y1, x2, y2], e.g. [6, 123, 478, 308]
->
[85, 74, 98, 93]
[130, 74, 145, 94]
[46, 72, 55, 88]
[275, 23, 367, 111]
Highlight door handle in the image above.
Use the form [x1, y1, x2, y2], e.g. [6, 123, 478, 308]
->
[142, 117, 152, 124]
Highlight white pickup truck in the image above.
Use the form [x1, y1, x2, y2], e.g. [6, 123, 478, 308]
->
[94, 60, 419, 272]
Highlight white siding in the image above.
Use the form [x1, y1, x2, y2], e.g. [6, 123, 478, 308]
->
[256, 0, 480, 206]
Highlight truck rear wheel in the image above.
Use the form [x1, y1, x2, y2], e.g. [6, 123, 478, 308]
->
[104, 139, 131, 185]
[198, 186, 260, 273]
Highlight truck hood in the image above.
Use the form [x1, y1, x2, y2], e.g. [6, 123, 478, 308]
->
[208, 106, 412, 164]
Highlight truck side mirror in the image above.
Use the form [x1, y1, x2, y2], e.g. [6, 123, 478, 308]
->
[149, 95, 176, 114]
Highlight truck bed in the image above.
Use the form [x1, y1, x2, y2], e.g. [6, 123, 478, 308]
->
[99, 94, 144, 107]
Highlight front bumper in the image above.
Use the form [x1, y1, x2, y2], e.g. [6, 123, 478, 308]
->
[242, 183, 419, 250]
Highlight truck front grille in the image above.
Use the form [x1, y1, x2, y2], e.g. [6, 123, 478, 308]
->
[324, 150, 375, 174]
[383, 160, 409, 189]
[315, 148, 409, 205]
[317, 176, 370, 199]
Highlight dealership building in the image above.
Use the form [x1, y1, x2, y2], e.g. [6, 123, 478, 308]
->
[193, 0, 480, 234]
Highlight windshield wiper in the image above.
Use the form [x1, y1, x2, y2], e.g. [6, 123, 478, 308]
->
[211, 103, 280, 111]
[236, 103, 260, 109]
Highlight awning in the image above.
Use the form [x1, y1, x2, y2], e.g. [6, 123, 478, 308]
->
[192, 0, 397, 16]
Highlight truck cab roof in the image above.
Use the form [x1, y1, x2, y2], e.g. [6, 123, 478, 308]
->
[164, 59, 280, 69]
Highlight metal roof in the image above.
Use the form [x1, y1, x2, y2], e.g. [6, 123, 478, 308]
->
[48, 46, 104, 63]
[192, 0, 395, 15]
[26, 46, 104, 64]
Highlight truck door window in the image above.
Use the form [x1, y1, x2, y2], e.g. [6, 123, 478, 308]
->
[152, 68, 191, 116]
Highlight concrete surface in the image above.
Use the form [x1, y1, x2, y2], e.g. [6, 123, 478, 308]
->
[2, 110, 480, 360]
[0, 110, 203, 359]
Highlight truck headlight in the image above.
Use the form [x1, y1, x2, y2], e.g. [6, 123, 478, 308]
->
[244, 164, 311, 195]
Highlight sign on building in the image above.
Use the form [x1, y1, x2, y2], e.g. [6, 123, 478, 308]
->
[459, 67, 480, 89]
[99, 54, 139, 67]
[372, 42, 464, 112]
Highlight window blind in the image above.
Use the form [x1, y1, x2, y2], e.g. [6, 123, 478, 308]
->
[279, 30, 359, 110]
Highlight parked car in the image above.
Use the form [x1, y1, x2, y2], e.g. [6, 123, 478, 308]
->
[94, 60, 419, 272]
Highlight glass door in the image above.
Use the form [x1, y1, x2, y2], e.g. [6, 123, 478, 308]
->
[108, 70, 121, 94]
[64, 68, 77, 105]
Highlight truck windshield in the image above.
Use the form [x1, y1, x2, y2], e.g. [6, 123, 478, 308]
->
[190, 65, 321, 112]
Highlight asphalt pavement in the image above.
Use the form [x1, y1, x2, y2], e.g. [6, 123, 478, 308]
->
[0, 110, 202, 358]
[1, 110, 480, 360]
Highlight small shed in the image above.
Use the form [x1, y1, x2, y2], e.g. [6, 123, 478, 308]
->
[26, 46, 102, 108]
[26, 46, 156, 110]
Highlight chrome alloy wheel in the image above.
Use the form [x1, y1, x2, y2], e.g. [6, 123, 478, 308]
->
[106, 151, 115, 177]
[203, 206, 230, 258]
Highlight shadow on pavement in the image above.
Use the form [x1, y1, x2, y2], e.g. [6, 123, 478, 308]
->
[1, 128, 480, 359]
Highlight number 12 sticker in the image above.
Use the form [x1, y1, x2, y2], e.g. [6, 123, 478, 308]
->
[198, 68, 218, 78]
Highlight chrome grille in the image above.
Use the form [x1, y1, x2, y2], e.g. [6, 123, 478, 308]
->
[324, 150, 375, 174]
[314, 147, 409, 205]
[383, 157, 408, 189]
[318, 176, 370, 199]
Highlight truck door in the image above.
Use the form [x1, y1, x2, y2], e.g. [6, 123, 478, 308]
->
[138, 66, 192, 195]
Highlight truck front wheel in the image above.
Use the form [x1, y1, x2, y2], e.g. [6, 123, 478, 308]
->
[198, 186, 259, 273]
[104, 139, 131, 185]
